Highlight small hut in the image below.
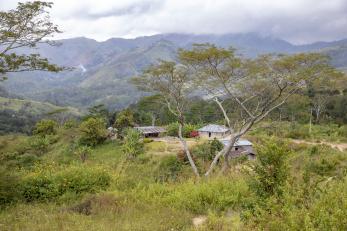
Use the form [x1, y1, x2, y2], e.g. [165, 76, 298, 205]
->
[134, 126, 166, 138]
[197, 124, 232, 139]
[220, 139, 256, 160]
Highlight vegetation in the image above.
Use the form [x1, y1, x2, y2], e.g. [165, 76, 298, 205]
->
[79, 117, 107, 147]
[0, 1, 63, 79]
[0, 2, 346, 229]
[0, 122, 346, 230]
[121, 128, 144, 159]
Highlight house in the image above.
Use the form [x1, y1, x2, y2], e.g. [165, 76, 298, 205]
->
[220, 139, 256, 160]
[134, 126, 166, 138]
[197, 124, 232, 139]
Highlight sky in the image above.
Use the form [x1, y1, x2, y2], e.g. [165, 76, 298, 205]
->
[1, 0, 347, 44]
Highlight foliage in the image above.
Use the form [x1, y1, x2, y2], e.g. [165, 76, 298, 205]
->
[63, 119, 78, 129]
[74, 146, 92, 163]
[79, 117, 107, 147]
[0, 168, 20, 206]
[249, 139, 290, 199]
[20, 166, 111, 202]
[122, 128, 144, 159]
[33, 119, 58, 136]
[0, 1, 63, 79]
[166, 122, 199, 138]
[156, 155, 183, 182]
[28, 135, 50, 155]
[192, 138, 224, 161]
[114, 109, 135, 135]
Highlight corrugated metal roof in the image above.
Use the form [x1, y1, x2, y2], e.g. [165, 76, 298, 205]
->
[220, 139, 253, 147]
[134, 126, 166, 134]
[198, 124, 229, 133]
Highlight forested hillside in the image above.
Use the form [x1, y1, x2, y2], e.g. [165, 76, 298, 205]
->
[3, 33, 347, 110]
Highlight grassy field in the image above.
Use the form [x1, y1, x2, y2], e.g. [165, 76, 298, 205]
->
[0, 123, 346, 230]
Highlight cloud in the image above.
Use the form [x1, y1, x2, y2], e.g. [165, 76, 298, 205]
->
[1, 0, 347, 44]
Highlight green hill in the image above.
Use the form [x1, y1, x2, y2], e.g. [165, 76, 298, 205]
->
[0, 97, 82, 134]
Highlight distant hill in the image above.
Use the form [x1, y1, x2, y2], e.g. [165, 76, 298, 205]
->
[2, 33, 347, 110]
[0, 97, 81, 134]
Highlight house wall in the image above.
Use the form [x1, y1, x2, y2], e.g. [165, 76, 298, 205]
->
[198, 131, 230, 139]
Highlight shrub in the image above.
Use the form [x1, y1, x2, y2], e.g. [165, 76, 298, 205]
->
[79, 117, 107, 146]
[0, 168, 20, 206]
[156, 156, 183, 182]
[20, 166, 111, 202]
[28, 136, 50, 155]
[250, 139, 290, 199]
[33, 119, 58, 136]
[122, 128, 144, 159]
[74, 146, 92, 163]
[192, 138, 223, 161]
[63, 119, 78, 129]
[166, 122, 199, 138]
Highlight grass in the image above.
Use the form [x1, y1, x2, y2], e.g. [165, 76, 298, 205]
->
[1, 125, 347, 230]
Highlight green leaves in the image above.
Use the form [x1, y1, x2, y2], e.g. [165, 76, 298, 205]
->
[0, 1, 63, 77]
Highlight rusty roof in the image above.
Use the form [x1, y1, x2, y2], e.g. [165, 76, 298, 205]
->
[134, 126, 166, 134]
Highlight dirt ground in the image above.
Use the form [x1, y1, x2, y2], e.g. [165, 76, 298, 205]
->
[291, 139, 347, 152]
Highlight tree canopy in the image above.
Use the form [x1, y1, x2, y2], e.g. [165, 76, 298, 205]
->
[0, 1, 63, 80]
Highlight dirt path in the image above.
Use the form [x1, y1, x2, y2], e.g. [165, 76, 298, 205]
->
[192, 216, 207, 227]
[291, 139, 347, 152]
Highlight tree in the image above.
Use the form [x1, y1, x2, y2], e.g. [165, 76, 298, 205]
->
[33, 119, 57, 136]
[114, 109, 135, 136]
[0, 1, 63, 80]
[79, 117, 107, 147]
[122, 128, 144, 159]
[132, 61, 200, 177]
[312, 94, 327, 123]
[179, 44, 340, 175]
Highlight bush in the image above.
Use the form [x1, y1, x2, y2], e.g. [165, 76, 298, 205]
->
[28, 136, 50, 155]
[192, 138, 223, 161]
[156, 156, 183, 182]
[74, 146, 92, 163]
[79, 117, 107, 146]
[33, 119, 58, 137]
[166, 122, 199, 138]
[0, 168, 20, 206]
[63, 119, 78, 129]
[122, 128, 144, 159]
[20, 166, 111, 202]
[250, 139, 290, 199]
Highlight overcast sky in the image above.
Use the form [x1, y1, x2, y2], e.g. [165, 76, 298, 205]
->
[1, 0, 347, 44]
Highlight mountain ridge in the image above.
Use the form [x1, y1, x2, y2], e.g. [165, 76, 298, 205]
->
[2, 33, 347, 110]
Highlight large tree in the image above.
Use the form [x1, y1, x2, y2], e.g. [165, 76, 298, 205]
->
[0, 1, 63, 80]
[179, 44, 340, 175]
[132, 61, 200, 177]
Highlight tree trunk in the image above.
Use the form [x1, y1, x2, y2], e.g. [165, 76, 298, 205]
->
[205, 134, 239, 176]
[151, 114, 156, 126]
[178, 123, 200, 178]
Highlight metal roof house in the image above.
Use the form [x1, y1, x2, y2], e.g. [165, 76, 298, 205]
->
[198, 124, 232, 139]
[220, 139, 256, 160]
[134, 126, 166, 138]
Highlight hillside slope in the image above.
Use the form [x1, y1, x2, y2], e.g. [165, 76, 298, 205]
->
[2, 33, 347, 110]
[0, 97, 81, 134]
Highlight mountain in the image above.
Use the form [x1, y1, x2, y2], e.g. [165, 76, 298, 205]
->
[2, 33, 347, 110]
[0, 96, 82, 134]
